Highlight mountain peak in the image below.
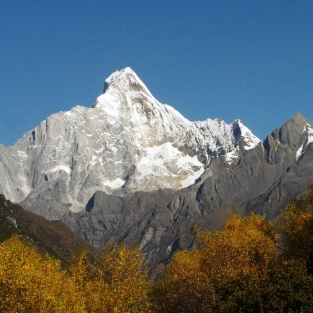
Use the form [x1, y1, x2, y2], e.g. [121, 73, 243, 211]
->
[277, 113, 309, 141]
[104, 67, 135, 88]
[102, 67, 152, 97]
[93, 67, 154, 111]
[263, 112, 311, 161]
[230, 119, 261, 150]
[293, 112, 308, 124]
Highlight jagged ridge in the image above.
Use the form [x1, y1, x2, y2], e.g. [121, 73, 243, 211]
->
[63, 114, 313, 270]
[0, 67, 259, 219]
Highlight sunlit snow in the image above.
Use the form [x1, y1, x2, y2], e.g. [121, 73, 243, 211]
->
[103, 177, 125, 189]
[136, 143, 204, 187]
[296, 124, 313, 159]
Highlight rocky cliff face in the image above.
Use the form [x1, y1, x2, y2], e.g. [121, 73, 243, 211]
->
[62, 114, 313, 271]
[0, 67, 259, 220]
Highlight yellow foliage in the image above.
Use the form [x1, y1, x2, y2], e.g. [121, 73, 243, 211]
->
[2, 186, 313, 312]
[154, 215, 280, 312]
[280, 193, 313, 260]
[90, 243, 152, 313]
[67, 243, 152, 313]
[153, 249, 210, 312]
[198, 214, 278, 283]
[0, 236, 152, 313]
[0, 235, 85, 312]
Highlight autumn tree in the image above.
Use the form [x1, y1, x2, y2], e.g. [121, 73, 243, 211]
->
[0, 235, 152, 313]
[0, 235, 85, 312]
[153, 215, 278, 312]
[67, 243, 152, 313]
[197, 214, 280, 312]
[152, 249, 210, 312]
[96, 243, 152, 312]
[279, 185, 313, 271]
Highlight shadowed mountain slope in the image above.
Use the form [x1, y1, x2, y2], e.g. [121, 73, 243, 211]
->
[0, 194, 100, 266]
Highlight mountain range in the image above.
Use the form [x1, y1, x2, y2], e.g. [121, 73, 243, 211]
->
[1, 67, 313, 270]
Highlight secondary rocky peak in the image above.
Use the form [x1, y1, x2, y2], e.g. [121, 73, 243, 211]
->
[293, 112, 308, 123]
[262, 113, 313, 165]
[231, 120, 242, 140]
[230, 119, 261, 150]
[271, 113, 309, 145]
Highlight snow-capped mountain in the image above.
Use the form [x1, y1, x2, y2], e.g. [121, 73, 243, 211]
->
[1, 67, 313, 270]
[0, 67, 260, 218]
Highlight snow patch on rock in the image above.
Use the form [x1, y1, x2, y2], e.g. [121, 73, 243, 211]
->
[296, 123, 313, 159]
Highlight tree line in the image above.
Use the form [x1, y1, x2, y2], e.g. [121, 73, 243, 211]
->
[1, 186, 313, 312]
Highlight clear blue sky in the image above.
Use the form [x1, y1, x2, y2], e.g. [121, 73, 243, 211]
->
[1, 1, 313, 146]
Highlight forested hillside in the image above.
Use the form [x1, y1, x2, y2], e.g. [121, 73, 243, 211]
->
[1, 186, 313, 312]
[0, 194, 99, 266]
